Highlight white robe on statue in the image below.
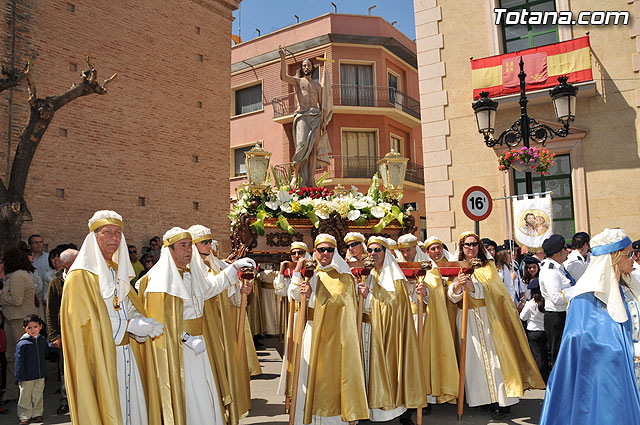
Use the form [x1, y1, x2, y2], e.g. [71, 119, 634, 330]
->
[447, 277, 519, 408]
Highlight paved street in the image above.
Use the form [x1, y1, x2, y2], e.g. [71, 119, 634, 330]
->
[9, 336, 544, 425]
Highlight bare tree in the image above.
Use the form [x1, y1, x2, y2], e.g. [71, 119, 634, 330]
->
[0, 56, 116, 254]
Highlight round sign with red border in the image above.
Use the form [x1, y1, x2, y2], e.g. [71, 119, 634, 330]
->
[462, 186, 493, 221]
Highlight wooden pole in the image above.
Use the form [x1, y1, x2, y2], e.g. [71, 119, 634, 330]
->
[417, 276, 425, 425]
[237, 287, 248, 360]
[457, 288, 469, 421]
[288, 293, 307, 425]
[284, 298, 296, 413]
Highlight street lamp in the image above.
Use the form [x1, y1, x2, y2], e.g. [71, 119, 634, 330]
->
[244, 143, 272, 194]
[378, 147, 408, 200]
[472, 56, 578, 194]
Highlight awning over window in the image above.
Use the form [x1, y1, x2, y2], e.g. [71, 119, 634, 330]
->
[471, 36, 592, 99]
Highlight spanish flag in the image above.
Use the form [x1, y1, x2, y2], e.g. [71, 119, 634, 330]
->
[471, 36, 592, 99]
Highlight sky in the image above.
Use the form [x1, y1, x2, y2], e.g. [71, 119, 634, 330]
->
[232, 0, 416, 43]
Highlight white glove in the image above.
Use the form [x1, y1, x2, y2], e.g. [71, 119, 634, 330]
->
[147, 318, 164, 338]
[234, 257, 256, 270]
[183, 332, 206, 355]
[128, 317, 159, 337]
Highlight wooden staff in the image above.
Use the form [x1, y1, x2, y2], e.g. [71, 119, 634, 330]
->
[288, 261, 315, 425]
[284, 297, 295, 413]
[415, 261, 431, 425]
[237, 267, 255, 359]
[456, 259, 481, 420]
[353, 257, 375, 344]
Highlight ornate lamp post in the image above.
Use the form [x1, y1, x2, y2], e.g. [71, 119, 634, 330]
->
[378, 148, 408, 200]
[472, 57, 578, 194]
[244, 143, 272, 194]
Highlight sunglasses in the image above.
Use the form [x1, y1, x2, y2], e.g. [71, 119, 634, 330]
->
[367, 247, 384, 253]
[463, 242, 479, 248]
[143, 259, 153, 263]
[347, 242, 362, 248]
[291, 250, 306, 256]
[626, 251, 636, 259]
[200, 240, 212, 245]
[316, 247, 335, 253]
[129, 250, 137, 254]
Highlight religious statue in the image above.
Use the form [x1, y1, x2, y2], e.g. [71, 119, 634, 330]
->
[279, 46, 332, 188]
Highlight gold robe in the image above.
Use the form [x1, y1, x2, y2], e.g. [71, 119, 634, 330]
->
[421, 268, 459, 404]
[368, 270, 428, 410]
[470, 262, 545, 396]
[247, 281, 265, 336]
[303, 269, 369, 423]
[138, 275, 232, 425]
[61, 269, 160, 425]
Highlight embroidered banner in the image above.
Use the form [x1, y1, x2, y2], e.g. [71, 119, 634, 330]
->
[513, 193, 553, 248]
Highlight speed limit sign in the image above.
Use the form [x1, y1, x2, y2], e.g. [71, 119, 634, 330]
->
[462, 186, 493, 221]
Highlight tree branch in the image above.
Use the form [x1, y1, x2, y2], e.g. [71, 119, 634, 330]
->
[8, 57, 117, 198]
[0, 61, 28, 93]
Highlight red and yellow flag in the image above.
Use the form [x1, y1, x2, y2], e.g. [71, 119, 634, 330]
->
[471, 36, 592, 99]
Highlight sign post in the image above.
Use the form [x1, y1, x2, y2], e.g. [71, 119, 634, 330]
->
[461, 185, 493, 236]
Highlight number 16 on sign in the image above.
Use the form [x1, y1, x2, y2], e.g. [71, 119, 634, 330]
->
[462, 186, 493, 236]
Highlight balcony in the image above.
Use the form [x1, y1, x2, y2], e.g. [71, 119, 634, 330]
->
[271, 85, 421, 127]
[272, 155, 424, 188]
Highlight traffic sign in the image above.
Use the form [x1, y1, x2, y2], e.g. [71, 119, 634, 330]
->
[462, 186, 493, 221]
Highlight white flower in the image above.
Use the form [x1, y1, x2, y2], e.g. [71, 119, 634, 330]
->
[371, 206, 386, 218]
[277, 190, 292, 203]
[379, 202, 392, 211]
[299, 198, 314, 206]
[281, 202, 293, 213]
[347, 209, 361, 221]
[240, 208, 247, 214]
[316, 209, 329, 219]
[265, 200, 281, 210]
[353, 199, 369, 210]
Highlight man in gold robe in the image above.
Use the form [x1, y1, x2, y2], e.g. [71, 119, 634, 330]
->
[448, 231, 544, 420]
[138, 227, 255, 425]
[289, 234, 369, 425]
[188, 224, 252, 424]
[396, 234, 459, 410]
[363, 236, 428, 425]
[61, 210, 164, 425]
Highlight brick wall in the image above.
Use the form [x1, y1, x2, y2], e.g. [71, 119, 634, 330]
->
[0, 0, 240, 253]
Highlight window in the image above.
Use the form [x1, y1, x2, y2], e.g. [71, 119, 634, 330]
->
[388, 72, 399, 105]
[342, 130, 377, 178]
[390, 134, 403, 154]
[233, 145, 255, 176]
[501, 0, 558, 53]
[234, 83, 262, 116]
[513, 154, 574, 240]
[420, 216, 427, 241]
[340, 64, 374, 106]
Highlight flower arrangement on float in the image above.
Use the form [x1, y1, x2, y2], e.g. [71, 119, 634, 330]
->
[229, 172, 411, 235]
[498, 146, 555, 175]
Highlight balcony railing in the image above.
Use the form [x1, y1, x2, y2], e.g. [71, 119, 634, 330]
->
[272, 155, 424, 186]
[271, 85, 420, 120]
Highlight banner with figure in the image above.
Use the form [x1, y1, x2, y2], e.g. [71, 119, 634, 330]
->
[513, 193, 553, 248]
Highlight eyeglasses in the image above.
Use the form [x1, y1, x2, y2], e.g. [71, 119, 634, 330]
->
[129, 250, 137, 254]
[626, 251, 636, 259]
[367, 247, 384, 253]
[291, 250, 306, 256]
[347, 242, 362, 249]
[463, 242, 479, 248]
[200, 240, 212, 246]
[316, 247, 335, 253]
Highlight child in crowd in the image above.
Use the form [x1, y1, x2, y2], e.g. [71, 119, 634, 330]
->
[14, 314, 48, 424]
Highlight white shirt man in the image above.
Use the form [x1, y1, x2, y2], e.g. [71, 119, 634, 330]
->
[563, 232, 591, 281]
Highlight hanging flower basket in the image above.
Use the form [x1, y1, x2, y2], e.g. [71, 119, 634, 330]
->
[498, 146, 555, 175]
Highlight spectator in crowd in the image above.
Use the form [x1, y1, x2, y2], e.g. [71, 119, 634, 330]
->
[481, 238, 497, 258]
[495, 246, 526, 307]
[27, 235, 51, 282]
[19, 248, 45, 319]
[519, 279, 549, 382]
[128, 244, 144, 286]
[137, 254, 154, 282]
[517, 255, 541, 311]
[0, 249, 36, 404]
[42, 247, 63, 291]
[46, 248, 78, 416]
[145, 236, 161, 264]
[539, 234, 573, 367]
[633, 239, 640, 282]
[14, 314, 50, 424]
[563, 232, 591, 281]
